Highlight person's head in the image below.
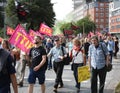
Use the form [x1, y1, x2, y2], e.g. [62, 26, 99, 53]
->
[34, 35, 42, 45]
[47, 38, 52, 43]
[73, 38, 81, 47]
[107, 36, 112, 41]
[91, 36, 99, 46]
[1, 39, 10, 50]
[54, 37, 61, 46]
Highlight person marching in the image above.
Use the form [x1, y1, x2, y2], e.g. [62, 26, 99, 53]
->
[88, 36, 110, 93]
[27, 35, 47, 93]
[71, 38, 86, 92]
[47, 37, 67, 92]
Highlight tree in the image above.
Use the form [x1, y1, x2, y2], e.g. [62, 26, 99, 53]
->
[27, 0, 55, 30]
[6, 0, 55, 30]
[0, 6, 4, 28]
[0, 0, 7, 37]
[5, 0, 19, 28]
[76, 16, 96, 34]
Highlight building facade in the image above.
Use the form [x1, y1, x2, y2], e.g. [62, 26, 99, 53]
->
[72, 1, 109, 32]
[109, 0, 120, 34]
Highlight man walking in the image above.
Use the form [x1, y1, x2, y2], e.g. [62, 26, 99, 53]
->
[27, 35, 47, 93]
[0, 48, 18, 93]
[88, 36, 110, 93]
[47, 37, 67, 92]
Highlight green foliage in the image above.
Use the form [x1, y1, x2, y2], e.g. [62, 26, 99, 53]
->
[0, 28, 4, 37]
[17, 0, 55, 30]
[0, 6, 4, 28]
[76, 16, 96, 34]
[58, 16, 96, 36]
[5, 0, 55, 31]
[5, 0, 19, 28]
[60, 22, 72, 31]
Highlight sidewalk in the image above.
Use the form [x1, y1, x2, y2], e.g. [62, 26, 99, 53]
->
[11, 54, 120, 93]
[104, 55, 120, 93]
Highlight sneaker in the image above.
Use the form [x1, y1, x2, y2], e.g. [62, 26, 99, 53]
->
[76, 88, 80, 93]
[17, 82, 23, 87]
[53, 88, 57, 93]
[58, 84, 64, 88]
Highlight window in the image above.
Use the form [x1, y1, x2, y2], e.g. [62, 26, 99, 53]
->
[96, 25, 98, 28]
[100, 13, 104, 17]
[96, 13, 99, 17]
[116, 25, 120, 28]
[116, 18, 120, 22]
[95, 2, 98, 7]
[106, 8, 109, 12]
[111, 26, 115, 29]
[106, 19, 109, 23]
[96, 19, 98, 22]
[106, 13, 109, 17]
[96, 8, 99, 12]
[100, 3, 104, 7]
[100, 19, 104, 22]
[100, 8, 104, 12]
[100, 24, 104, 28]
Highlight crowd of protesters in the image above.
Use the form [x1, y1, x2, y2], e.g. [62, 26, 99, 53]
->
[0, 32, 119, 93]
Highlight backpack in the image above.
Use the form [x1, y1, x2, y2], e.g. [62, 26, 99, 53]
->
[0, 49, 10, 75]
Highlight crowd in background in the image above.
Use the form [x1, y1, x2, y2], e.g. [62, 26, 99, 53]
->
[0, 32, 119, 93]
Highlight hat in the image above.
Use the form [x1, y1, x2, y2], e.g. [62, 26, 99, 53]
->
[54, 38, 59, 41]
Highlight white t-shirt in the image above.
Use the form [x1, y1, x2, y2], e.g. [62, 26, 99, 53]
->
[72, 50, 83, 64]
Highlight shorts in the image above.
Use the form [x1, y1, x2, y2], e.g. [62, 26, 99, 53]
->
[0, 85, 11, 93]
[28, 69, 45, 84]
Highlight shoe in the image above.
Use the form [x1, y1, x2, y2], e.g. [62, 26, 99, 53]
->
[17, 82, 23, 87]
[76, 88, 80, 93]
[58, 84, 64, 88]
[53, 88, 57, 93]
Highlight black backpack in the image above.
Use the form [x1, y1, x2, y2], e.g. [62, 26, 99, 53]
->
[0, 49, 10, 75]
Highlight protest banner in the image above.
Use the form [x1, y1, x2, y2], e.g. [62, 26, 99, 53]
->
[9, 24, 34, 53]
[78, 65, 90, 82]
[39, 23, 53, 36]
[7, 26, 15, 35]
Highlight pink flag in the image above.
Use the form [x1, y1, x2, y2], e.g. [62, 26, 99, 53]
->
[39, 23, 53, 36]
[9, 24, 34, 53]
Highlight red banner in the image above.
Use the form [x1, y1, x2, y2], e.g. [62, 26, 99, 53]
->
[39, 23, 53, 36]
[64, 30, 73, 35]
[7, 26, 15, 35]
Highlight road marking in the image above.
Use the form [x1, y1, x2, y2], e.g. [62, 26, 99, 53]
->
[24, 77, 90, 82]
[46, 78, 72, 81]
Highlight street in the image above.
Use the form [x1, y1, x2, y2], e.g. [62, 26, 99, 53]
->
[11, 57, 120, 93]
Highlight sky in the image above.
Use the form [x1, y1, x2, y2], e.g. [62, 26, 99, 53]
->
[51, 0, 73, 20]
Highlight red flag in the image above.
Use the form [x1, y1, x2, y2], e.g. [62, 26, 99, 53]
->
[63, 30, 74, 35]
[7, 26, 15, 35]
[71, 23, 79, 30]
[39, 23, 53, 36]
